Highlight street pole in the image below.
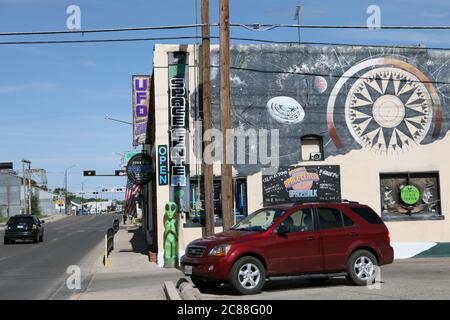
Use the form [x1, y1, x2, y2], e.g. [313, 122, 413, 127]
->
[202, 0, 215, 236]
[21, 160, 31, 214]
[220, 0, 233, 231]
[28, 165, 31, 215]
[22, 160, 26, 214]
[64, 164, 77, 216]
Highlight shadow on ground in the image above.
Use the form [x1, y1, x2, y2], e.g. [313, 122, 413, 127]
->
[121, 226, 148, 256]
[200, 276, 351, 296]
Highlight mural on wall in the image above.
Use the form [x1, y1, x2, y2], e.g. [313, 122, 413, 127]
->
[209, 45, 449, 177]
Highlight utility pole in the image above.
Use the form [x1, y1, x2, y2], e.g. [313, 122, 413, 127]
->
[220, 0, 233, 231]
[202, 0, 215, 236]
[64, 164, 77, 216]
[21, 160, 31, 214]
[28, 166, 31, 214]
[294, 5, 301, 43]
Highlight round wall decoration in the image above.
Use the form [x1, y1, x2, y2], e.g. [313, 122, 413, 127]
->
[266, 96, 305, 124]
[345, 67, 432, 153]
[126, 152, 153, 185]
[326, 58, 443, 154]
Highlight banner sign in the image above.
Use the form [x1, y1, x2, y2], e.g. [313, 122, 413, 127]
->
[157, 145, 169, 186]
[126, 152, 153, 185]
[168, 52, 190, 211]
[262, 165, 341, 206]
[132, 75, 151, 146]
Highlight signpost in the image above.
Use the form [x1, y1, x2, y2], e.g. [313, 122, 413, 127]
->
[126, 152, 153, 185]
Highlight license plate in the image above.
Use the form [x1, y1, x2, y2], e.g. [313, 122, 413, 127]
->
[17, 225, 24, 229]
[184, 265, 193, 275]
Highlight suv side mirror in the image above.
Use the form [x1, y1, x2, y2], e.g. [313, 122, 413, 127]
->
[277, 224, 290, 236]
[41, 220, 45, 224]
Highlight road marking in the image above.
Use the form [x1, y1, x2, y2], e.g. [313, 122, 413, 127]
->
[0, 257, 8, 262]
[31, 245, 39, 249]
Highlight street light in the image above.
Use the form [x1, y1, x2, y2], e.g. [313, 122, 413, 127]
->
[293, 5, 301, 43]
[64, 164, 77, 216]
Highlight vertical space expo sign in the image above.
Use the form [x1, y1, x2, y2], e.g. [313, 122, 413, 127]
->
[132, 75, 150, 146]
[168, 52, 190, 210]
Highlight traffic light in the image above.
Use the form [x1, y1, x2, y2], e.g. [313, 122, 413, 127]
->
[83, 170, 96, 176]
[115, 170, 126, 176]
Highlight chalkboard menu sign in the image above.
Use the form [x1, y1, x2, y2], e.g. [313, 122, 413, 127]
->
[262, 165, 341, 206]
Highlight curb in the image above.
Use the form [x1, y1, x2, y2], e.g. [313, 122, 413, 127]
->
[164, 281, 182, 300]
[163, 278, 202, 300]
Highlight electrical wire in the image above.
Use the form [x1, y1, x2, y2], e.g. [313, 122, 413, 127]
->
[2, 34, 450, 53]
[1, 23, 450, 37]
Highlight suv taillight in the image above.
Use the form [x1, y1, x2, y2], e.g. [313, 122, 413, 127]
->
[32, 224, 37, 230]
[386, 231, 390, 244]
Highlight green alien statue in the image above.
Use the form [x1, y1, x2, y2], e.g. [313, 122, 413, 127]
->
[164, 201, 178, 268]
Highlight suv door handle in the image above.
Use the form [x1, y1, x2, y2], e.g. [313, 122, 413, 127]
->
[350, 231, 359, 237]
[306, 236, 316, 241]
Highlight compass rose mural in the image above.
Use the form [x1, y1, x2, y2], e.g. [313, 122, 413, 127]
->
[327, 58, 443, 155]
[346, 67, 432, 153]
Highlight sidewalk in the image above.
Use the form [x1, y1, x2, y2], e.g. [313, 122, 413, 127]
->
[73, 223, 183, 300]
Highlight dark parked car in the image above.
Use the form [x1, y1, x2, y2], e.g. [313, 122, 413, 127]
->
[181, 201, 394, 295]
[113, 218, 120, 233]
[4, 215, 45, 244]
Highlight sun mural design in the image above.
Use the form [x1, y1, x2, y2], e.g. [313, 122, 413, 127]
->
[345, 67, 433, 153]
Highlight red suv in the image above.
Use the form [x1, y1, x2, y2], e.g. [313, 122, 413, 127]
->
[181, 201, 394, 295]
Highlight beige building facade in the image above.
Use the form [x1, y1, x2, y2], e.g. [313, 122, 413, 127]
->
[143, 44, 450, 266]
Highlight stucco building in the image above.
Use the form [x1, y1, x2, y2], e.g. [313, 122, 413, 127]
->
[140, 43, 450, 266]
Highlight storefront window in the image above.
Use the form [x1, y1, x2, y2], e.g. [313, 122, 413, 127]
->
[380, 172, 442, 221]
[187, 177, 248, 227]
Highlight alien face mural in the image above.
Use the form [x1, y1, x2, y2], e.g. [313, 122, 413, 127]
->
[209, 45, 449, 176]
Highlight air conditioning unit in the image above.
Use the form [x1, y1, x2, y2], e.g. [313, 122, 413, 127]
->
[309, 152, 322, 161]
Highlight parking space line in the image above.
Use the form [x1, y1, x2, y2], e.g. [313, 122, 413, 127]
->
[0, 257, 9, 262]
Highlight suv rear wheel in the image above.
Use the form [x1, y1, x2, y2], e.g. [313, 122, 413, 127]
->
[346, 249, 378, 286]
[229, 256, 265, 295]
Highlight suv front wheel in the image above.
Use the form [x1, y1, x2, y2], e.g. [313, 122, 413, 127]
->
[229, 256, 266, 295]
[346, 249, 378, 286]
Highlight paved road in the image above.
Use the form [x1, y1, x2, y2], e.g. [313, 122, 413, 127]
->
[201, 258, 450, 300]
[0, 214, 117, 300]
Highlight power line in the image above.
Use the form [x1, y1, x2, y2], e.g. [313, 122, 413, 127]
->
[2, 23, 450, 37]
[2, 34, 450, 53]
[0, 24, 212, 36]
[231, 23, 450, 30]
[210, 65, 450, 86]
[0, 36, 202, 45]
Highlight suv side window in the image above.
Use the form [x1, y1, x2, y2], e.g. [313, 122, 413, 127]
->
[279, 208, 314, 233]
[342, 213, 355, 227]
[317, 208, 343, 230]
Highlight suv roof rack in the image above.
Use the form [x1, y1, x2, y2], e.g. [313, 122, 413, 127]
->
[341, 199, 360, 204]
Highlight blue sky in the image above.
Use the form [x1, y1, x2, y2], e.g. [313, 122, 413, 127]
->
[0, 0, 449, 196]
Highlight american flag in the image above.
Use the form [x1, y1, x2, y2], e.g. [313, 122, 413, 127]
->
[124, 179, 140, 217]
